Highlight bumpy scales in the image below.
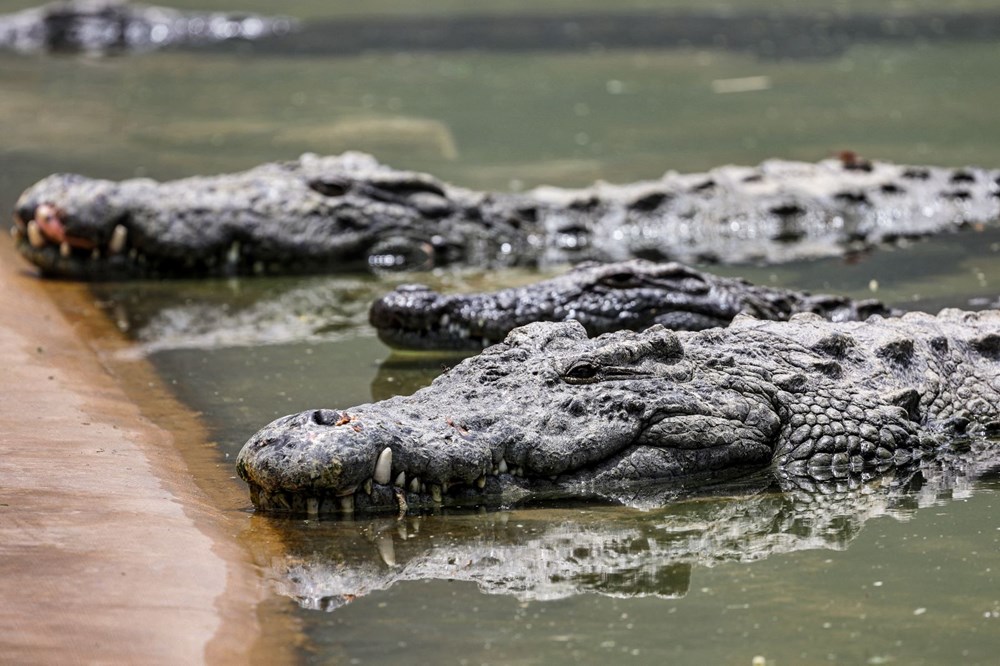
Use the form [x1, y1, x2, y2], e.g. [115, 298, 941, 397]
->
[12, 152, 1000, 279]
[370, 259, 896, 350]
[237, 309, 1000, 516]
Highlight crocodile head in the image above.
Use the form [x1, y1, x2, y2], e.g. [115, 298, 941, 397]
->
[11, 174, 140, 279]
[369, 260, 767, 351]
[10, 154, 470, 279]
[237, 320, 783, 516]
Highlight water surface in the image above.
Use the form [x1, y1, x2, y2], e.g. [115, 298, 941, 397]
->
[2, 2, 999, 663]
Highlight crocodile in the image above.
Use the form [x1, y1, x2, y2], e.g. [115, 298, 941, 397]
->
[236, 308, 1000, 516]
[0, 0, 296, 55]
[370, 259, 897, 350]
[11, 152, 1000, 280]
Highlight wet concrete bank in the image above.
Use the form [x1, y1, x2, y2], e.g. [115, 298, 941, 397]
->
[0, 241, 296, 664]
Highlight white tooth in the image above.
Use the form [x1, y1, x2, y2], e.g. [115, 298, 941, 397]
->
[376, 533, 396, 566]
[515, 466, 524, 477]
[339, 494, 355, 513]
[373, 447, 393, 485]
[430, 484, 442, 503]
[476, 475, 486, 489]
[363, 478, 373, 495]
[409, 477, 420, 493]
[109, 224, 127, 254]
[498, 459, 508, 474]
[396, 524, 408, 540]
[394, 471, 406, 487]
[306, 497, 319, 516]
[10, 226, 23, 242]
[441, 481, 449, 493]
[59, 242, 71, 257]
[27, 220, 45, 248]
[226, 241, 241, 264]
[420, 483, 427, 494]
[491, 466, 498, 475]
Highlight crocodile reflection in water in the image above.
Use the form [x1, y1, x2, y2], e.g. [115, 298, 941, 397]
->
[0, 0, 297, 55]
[256, 442, 1000, 611]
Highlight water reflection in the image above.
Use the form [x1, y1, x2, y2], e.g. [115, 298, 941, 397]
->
[253, 441, 999, 612]
[206, 11, 1000, 60]
[89, 226, 1000, 358]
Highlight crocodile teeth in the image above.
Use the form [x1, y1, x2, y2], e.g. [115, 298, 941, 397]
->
[394, 471, 406, 488]
[10, 226, 23, 242]
[26, 221, 45, 248]
[306, 497, 319, 516]
[476, 475, 486, 489]
[409, 477, 420, 493]
[363, 479, 373, 495]
[430, 484, 442, 503]
[376, 534, 396, 566]
[497, 458, 508, 474]
[339, 494, 355, 513]
[109, 224, 128, 254]
[59, 242, 71, 258]
[373, 447, 393, 485]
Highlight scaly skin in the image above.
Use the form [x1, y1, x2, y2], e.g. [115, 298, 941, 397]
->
[11, 153, 1000, 279]
[237, 308, 1000, 516]
[370, 259, 897, 350]
[0, 0, 296, 55]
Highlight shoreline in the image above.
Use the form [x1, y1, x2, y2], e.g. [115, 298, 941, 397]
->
[0, 240, 297, 663]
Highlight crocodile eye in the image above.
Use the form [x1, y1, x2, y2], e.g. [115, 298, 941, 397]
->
[599, 272, 641, 288]
[563, 360, 601, 384]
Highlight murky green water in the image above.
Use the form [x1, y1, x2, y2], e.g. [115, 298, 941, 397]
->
[2, 2, 1000, 663]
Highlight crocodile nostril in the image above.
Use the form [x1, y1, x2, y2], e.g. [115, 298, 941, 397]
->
[311, 409, 343, 426]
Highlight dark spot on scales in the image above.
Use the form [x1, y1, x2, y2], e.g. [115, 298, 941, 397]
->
[887, 388, 922, 422]
[901, 167, 931, 180]
[812, 333, 856, 358]
[628, 191, 671, 212]
[834, 191, 870, 205]
[769, 203, 805, 218]
[877, 338, 915, 365]
[308, 177, 350, 197]
[971, 333, 1000, 359]
[929, 336, 949, 354]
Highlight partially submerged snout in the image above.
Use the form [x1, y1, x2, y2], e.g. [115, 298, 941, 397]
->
[236, 400, 519, 516]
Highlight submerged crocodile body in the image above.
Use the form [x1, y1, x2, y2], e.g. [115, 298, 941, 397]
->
[237, 308, 1000, 516]
[371, 259, 896, 350]
[0, 0, 295, 55]
[12, 152, 1000, 280]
